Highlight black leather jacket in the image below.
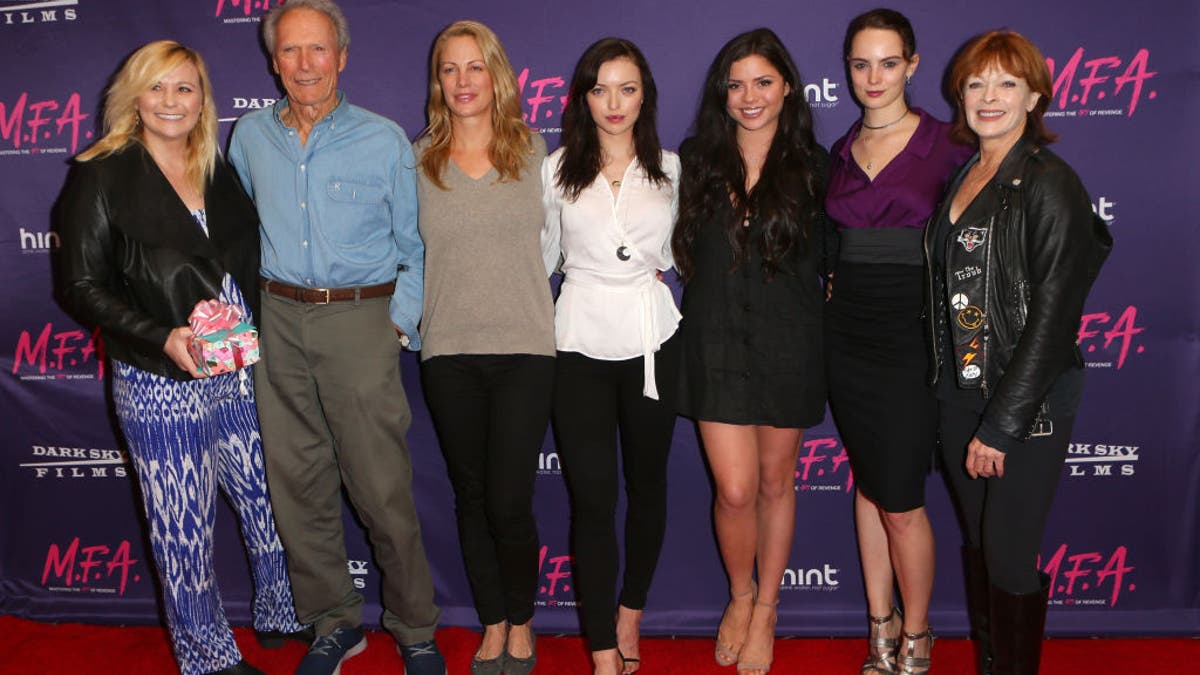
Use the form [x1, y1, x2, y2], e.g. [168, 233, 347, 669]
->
[56, 144, 261, 381]
[925, 135, 1112, 439]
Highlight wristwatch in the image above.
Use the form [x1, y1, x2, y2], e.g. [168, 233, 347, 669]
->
[398, 332, 411, 349]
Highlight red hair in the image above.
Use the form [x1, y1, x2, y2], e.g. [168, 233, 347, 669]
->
[948, 30, 1057, 145]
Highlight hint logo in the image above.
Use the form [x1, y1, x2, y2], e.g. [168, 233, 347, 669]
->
[1065, 442, 1137, 478]
[19, 227, 59, 252]
[0, 1, 78, 26]
[804, 78, 840, 108]
[347, 559, 370, 589]
[1092, 196, 1116, 224]
[780, 563, 840, 591]
[537, 451, 560, 475]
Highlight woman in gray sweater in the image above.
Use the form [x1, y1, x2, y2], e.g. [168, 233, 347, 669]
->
[414, 19, 554, 675]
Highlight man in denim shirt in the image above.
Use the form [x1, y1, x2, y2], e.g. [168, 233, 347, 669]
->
[228, 1, 444, 674]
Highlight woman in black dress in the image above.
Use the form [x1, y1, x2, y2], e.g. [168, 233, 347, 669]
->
[672, 28, 828, 675]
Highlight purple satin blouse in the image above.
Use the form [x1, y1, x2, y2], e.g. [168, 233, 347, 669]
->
[826, 108, 972, 233]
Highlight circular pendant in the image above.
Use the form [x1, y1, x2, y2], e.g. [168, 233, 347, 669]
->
[616, 245, 631, 261]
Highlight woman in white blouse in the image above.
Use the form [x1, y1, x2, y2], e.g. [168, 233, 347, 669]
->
[542, 37, 681, 675]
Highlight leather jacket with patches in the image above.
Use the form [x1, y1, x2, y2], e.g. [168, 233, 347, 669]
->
[925, 135, 1112, 440]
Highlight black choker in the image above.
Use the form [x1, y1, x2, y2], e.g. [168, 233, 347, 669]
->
[862, 109, 909, 130]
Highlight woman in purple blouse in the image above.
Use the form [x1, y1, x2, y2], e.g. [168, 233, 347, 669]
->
[825, 10, 971, 674]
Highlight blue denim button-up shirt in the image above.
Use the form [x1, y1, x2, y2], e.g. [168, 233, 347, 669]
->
[228, 93, 424, 349]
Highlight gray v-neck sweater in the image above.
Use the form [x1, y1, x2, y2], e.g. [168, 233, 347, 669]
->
[414, 134, 555, 360]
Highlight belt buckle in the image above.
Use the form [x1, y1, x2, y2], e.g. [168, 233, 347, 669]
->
[315, 288, 332, 304]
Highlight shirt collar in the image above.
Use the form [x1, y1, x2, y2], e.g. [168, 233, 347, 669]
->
[271, 91, 348, 131]
[905, 108, 939, 159]
[838, 107, 938, 163]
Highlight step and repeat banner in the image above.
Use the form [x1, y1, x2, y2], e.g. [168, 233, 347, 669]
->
[1, 0, 1196, 637]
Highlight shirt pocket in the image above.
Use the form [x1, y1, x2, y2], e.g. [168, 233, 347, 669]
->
[322, 178, 391, 250]
[327, 178, 387, 205]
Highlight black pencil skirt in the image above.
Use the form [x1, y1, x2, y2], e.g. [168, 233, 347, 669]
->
[826, 262, 936, 512]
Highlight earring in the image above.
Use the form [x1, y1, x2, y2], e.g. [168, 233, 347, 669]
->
[906, 75, 912, 86]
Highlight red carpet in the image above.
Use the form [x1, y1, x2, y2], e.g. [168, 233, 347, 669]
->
[0, 615, 1195, 673]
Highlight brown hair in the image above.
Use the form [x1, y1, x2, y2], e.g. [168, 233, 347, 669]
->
[948, 30, 1057, 145]
[843, 8, 916, 61]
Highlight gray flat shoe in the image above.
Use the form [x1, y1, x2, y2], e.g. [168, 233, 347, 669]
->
[504, 630, 536, 675]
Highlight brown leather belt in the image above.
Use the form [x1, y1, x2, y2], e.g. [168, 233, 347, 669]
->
[260, 278, 395, 304]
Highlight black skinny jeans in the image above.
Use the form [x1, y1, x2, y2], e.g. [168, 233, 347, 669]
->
[422, 354, 555, 626]
[939, 402, 1074, 594]
[553, 335, 680, 652]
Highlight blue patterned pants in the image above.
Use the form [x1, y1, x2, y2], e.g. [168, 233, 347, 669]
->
[113, 361, 304, 675]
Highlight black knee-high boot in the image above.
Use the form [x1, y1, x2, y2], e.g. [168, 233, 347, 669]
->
[988, 573, 1050, 675]
[962, 547, 993, 674]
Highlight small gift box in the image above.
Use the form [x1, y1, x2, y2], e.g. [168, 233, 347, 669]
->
[187, 299, 260, 376]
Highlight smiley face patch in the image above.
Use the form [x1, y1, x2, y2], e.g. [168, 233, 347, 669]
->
[957, 306, 984, 330]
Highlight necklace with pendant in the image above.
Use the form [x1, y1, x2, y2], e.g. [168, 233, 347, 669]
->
[607, 162, 634, 260]
[861, 108, 909, 173]
[609, 174, 632, 261]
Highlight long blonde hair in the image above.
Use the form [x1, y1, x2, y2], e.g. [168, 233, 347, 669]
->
[419, 20, 533, 189]
[77, 40, 218, 193]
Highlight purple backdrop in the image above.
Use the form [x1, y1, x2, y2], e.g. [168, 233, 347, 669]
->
[1, 0, 1196, 639]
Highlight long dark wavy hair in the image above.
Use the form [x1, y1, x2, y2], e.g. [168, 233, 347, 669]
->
[672, 28, 824, 281]
[556, 37, 668, 201]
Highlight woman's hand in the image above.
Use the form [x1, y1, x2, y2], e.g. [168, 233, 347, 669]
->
[163, 326, 206, 378]
[966, 436, 1006, 479]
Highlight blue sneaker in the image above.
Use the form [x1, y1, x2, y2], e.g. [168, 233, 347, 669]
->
[295, 626, 367, 675]
[397, 639, 447, 675]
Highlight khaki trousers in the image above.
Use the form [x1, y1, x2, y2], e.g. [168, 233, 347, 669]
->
[255, 292, 439, 643]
